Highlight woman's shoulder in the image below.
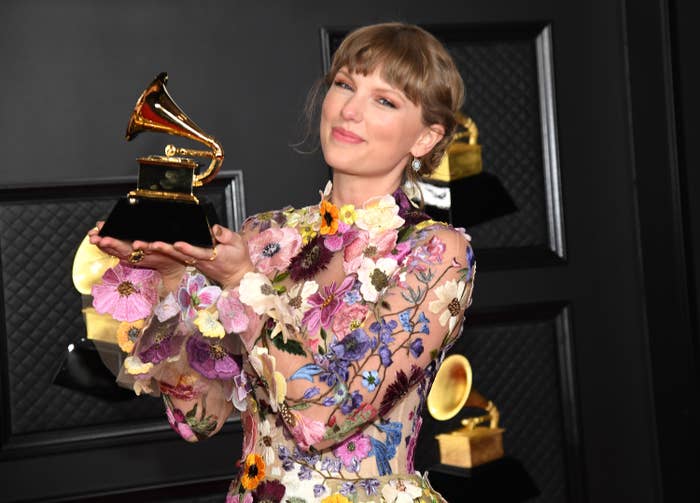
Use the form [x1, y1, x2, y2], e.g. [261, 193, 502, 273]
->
[404, 216, 473, 251]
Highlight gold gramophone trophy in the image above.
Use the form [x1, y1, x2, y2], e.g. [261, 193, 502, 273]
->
[427, 354, 505, 468]
[99, 72, 224, 247]
[418, 114, 516, 228]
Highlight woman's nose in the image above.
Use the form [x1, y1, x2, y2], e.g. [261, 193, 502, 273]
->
[340, 95, 362, 122]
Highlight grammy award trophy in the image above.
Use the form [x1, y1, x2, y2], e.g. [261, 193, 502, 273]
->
[99, 72, 224, 247]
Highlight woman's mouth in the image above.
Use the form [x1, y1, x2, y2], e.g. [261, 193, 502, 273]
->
[331, 127, 364, 144]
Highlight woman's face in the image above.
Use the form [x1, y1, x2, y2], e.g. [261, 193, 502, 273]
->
[320, 66, 436, 180]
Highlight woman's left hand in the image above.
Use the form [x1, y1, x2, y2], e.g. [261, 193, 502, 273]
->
[133, 224, 255, 289]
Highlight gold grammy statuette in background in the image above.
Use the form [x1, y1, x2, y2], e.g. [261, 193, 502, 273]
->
[425, 112, 483, 183]
[99, 72, 224, 247]
[427, 354, 505, 468]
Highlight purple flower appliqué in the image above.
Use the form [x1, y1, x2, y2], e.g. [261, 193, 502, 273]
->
[370, 319, 397, 344]
[331, 328, 371, 361]
[358, 478, 381, 496]
[340, 390, 363, 415]
[186, 332, 242, 379]
[252, 480, 286, 503]
[409, 338, 424, 358]
[138, 315, 185, 364]
[288, 235, 333, 282]
[302, 275, 355, 335]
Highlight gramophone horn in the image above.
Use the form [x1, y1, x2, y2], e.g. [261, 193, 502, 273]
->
[427, 353, 497, 425]
[427, 354, 473, 421]
[126, 72, 224, 186]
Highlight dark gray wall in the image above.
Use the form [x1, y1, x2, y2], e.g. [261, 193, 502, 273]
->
[0, 0, 549, 213]
[0, 1, 697, 502]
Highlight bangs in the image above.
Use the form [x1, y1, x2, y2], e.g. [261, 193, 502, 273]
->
[329, 29, 430, 105]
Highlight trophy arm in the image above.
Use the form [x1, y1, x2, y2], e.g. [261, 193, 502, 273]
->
[193, 142, 224, 187]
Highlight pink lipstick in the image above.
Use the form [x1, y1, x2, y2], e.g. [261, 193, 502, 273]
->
[332, 127, 364, 144]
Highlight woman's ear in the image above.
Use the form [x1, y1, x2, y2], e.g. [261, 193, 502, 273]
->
[411, 124, 445, 158]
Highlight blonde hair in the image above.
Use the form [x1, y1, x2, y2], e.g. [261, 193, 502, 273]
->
[325, 22, 465, 178]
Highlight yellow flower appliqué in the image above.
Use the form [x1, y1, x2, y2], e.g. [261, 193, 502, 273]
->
[338, 203, 356, 225]
[194, 308, 225, 339]
[321, 494, 351, 503]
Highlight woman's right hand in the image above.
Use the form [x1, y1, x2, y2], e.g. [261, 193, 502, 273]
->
[88, 222, 186, 291]
[143, 224, 255, 290]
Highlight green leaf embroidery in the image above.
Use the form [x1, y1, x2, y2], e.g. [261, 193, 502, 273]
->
[271, 336, 307, 356]
[272, 271, 290, 283]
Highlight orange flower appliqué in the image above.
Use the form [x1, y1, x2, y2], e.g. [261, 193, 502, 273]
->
[240, 453, 265, 490]
[319, 200, 340, 236]
[116, 319, 145, 353]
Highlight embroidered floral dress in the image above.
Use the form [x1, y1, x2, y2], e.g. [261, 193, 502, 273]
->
[99, 183, 476, 503]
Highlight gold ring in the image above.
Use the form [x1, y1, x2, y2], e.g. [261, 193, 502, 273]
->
[208, 246, 218, 262]
[128, 249, 145, 264]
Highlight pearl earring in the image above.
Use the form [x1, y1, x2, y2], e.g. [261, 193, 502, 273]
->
[411, 157, 422, 172]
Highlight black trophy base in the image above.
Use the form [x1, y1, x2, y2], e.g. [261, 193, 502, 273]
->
[422, 171, 518, 228]
[99, 196, 218, 247]
[426, 457, 540, 502]
[52, 338, 135, 401]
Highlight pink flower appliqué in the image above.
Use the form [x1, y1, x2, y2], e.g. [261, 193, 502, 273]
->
[331, 303, 369, 340]
[323, 221, 358, 252]
[290, 412, 326, 450]
[302, 275, 355, 335]
[166, 406, 197, 442]
[343, 229, 398, 274]
[333, 432, 371, 469]
[226, 492, 253, 503]
[240, 409, 258, 458]
[178, 273, 221, 320]
[216, 288, 252, 334]
[92, 263, 159, 322]
[247, 227, 302, 275]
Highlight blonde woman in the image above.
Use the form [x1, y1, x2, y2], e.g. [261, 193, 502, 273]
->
[90, 22, 475, 503]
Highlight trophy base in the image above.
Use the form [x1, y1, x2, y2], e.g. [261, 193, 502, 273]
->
[99, 196, 217, 247]
[435, 427, 505, 468]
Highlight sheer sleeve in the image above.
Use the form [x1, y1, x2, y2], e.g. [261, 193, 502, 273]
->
[109, 270, 243, 443]
[239, 223, 475, 451]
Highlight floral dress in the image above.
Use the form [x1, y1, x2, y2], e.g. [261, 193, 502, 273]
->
[97, 182, 476, 503]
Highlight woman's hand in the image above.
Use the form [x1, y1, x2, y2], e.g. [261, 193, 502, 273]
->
[164, 224, 255, 289]
[88, 222, 186, 291]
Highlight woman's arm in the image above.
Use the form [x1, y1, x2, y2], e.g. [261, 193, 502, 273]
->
[89, 221, 259, 442]
[239, 224, 475, 451]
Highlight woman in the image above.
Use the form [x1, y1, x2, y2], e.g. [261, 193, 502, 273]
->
[89, 22, 475, 503]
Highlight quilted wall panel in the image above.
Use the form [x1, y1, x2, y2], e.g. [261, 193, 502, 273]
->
[416, 307, 581, 503]
[323, 24, 561, 254]
[0, 173, 244, 449]
[446, 35, 547, 248]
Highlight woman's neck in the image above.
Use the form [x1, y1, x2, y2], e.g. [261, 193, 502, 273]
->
[329, 171, 403, 208]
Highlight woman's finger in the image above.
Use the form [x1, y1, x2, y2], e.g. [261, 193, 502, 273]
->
[147, 241, 200, 264]
[211, 224, 237, 244]
[172, 241, 219, 262]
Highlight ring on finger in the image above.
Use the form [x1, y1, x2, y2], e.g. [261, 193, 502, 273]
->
[128, 249, 145, 264]
[208, 246, 218, 262]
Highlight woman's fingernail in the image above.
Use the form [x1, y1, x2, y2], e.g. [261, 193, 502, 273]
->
[214, 226, 223, 236]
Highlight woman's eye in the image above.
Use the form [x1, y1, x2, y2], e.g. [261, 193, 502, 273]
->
[334, 80, 353, 91]
[377, 97, 396, 108]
